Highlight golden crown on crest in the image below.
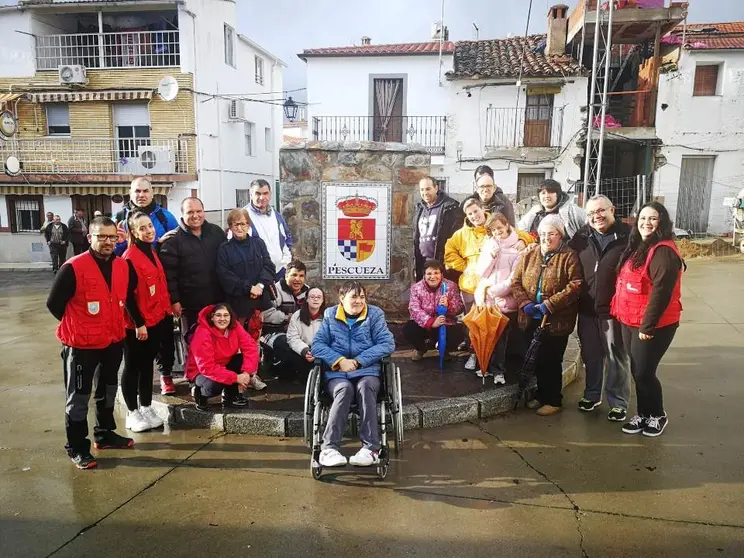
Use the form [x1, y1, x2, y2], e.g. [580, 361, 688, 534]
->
[336, 194, 377, 217]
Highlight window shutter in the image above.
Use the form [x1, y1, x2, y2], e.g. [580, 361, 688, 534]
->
[693, 65, 719, 96]
[46, 104, 70, 127]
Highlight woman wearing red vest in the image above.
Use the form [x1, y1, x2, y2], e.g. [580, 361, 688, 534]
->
[122, 211, 172, 433]
[611, 202, 683, 438]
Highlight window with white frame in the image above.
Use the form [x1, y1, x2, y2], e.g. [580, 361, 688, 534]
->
[433, 177, 448, 194]
[265, 127, 271, 151]
[244, 122, 255, 156]
[8, 195, 43, 233]
[255, 56, 264, 85]
[224, 24, 235, 67]
[46, 103, 70, 136]
[236, 189, 250, 207]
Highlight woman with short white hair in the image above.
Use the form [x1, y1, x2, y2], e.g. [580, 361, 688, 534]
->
[511, 214, 583, 416]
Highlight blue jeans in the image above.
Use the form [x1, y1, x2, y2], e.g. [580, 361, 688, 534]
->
[322, 375, 380, 452]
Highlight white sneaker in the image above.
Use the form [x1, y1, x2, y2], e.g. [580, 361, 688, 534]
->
[140, 406, 164, 429]
[475, 369, 490, 378]
[349, 447, 380, 467]
[494, 374, 506, 385]
[126, 409, 151, 433]
[249, 374, 267, 391]
[319, 448, 347, 467]
[465, 354, 478, 371]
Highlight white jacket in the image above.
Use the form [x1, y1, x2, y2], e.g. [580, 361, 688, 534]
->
[286, 310, 323, 356]
[518, 194, 587, 239]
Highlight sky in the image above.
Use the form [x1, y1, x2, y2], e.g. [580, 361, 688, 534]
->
[238, 0, 744, 101]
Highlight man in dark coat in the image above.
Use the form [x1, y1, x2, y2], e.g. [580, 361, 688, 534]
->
[413, 176, 461, 282]
[44, 214, 70, 273]
[68, 209, 90, 255]
[461, 165, 516, 226]
[159, 197, 226, 333]
[568, 194, 631, 421]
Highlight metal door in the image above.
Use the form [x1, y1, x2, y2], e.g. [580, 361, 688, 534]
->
[676, 156, 715, 233]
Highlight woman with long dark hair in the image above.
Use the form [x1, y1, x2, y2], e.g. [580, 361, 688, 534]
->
[611, 202, 683, 437]
[285, 287, 326, 378]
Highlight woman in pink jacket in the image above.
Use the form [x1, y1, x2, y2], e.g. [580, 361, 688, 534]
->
[404, 259, 465, 362]
[472, 212, 530, 383]
[185, 303, 260, 411]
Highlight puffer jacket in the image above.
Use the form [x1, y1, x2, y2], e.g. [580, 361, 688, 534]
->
[216, 235, 276, 317]
[409, 278, 464, 328]
[474, 229, 524, 313]
[184, 305, 260, 384]
[518, 193, 587, 239]
[311, 304, 395, 380]
[443, 217, 489, 294]
[511, 243, 583, 336]
[286, 310, 323, 357]
[159, 219, 226, 311]
[462, 189, 516, 226]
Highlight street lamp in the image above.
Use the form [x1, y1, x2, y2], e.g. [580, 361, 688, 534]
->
[284, 96, 298, 122]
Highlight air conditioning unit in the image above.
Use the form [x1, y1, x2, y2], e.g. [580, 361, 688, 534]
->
[228, 99, 245, 120]
[58, 64, 87, 85]
[136, 145, 175, 174]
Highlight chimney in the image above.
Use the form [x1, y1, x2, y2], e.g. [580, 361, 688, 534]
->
[546, 4, 569, 56]
[431, 21, 449, 41]
[361, 36, 371, 46]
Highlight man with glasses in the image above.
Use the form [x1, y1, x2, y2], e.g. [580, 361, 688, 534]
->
[47, 217, 144, 469]
[569, 195, 631, 421]
[461, 165, 516, 226]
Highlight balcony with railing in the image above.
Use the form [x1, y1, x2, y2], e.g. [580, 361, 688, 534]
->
[603, 90, 654, 129]
[35, 29, 181, 70]
[311, 116, 446, 154]
[0, 137, 192, 176]
[484, 107, 565, 150]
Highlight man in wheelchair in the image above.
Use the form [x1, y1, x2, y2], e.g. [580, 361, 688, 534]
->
[311, 281, 395, 467]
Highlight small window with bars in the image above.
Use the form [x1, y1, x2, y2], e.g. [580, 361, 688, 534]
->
[8, 196, 43, 233]
[433, 177, 448, 194]
[693, 64, 720, 97]
[255, 56, 264, 85]
[236, 189, 250, 208]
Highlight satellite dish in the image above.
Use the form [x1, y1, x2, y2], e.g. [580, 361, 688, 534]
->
[4, 155, 21, 177]
[158, 76, 179, 102]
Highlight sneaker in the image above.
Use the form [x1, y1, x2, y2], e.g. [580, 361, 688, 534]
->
[493, 373, 506, 385]
[621, 415, 648, 435]
[222, 393, 249, 409]
[125, 409, 152, 433]
[140, 406, 164, 429]
[248, 374, 267, 391]
[526, 399, 542, 410]
[412, 350, 425, 362]
[607, 408, 627, 422]
[69, 451, 98, 470]
[643, 415, 669, 437]
[191, 385, 209, 411]
[349, 447, 380, 467]
[457, 340, 470, 352]
[319, 448, 347, 467]
[160, 376, 176, 396]
[475, 369, 490, 378]
[93, 431, 134, 450]
[464, 354, 478, 371]
[578, 398, 602, 412]
[536, 405, 562, 416]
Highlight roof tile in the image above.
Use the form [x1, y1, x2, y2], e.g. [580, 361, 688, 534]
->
[300, 41, 455, 60]
[669, 21, 744, 50]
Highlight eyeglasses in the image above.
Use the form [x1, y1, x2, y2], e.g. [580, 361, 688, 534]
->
[477, 185, 495, 191]
[587, 208, 609, 218]
[231, 222, 250, 229]
[308, 295, 324, 300]
[539, 232, 561, 239]
[91, 234, 118, 242]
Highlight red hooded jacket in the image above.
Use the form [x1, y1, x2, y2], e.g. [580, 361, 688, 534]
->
[185, 305, 259, 385]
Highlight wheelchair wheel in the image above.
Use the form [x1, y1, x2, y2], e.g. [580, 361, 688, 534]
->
[303, 367, 320, 448]
[312, 465, 323, 480]
[376, 463, 388, 480]
[388, 364, 403, 452]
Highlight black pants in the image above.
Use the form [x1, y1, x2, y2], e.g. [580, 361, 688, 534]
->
[72, 242, 88, 256]
[403, 320, 465, 353]
[62, 343, 123, 454]
[194, 354, 243, 397]
[122, 319, 168, 410]
[621, 323, 677, 417]
[49, 244, 67, 272]
[263, 333, 312, 377]
[533, 332, 569, 408]
[154, 317, 175, 377]
[487, 311, 517, 374]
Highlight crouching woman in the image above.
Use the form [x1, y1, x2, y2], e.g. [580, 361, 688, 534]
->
[311, 281, 395, 468]
[185, 303, 260, 411]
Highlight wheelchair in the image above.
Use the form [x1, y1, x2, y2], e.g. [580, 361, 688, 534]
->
[304, 357, 403, 480]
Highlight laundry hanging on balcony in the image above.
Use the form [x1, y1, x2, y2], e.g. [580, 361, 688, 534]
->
[28, 90, 153, 103]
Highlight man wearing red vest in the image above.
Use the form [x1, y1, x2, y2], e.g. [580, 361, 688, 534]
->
[47, 217, 143, 469]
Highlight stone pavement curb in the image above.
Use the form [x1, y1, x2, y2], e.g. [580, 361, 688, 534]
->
[116, 337, 583, 437]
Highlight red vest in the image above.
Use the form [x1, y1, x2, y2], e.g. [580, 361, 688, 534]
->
[611, 240, 683, 329]
[123, 244, 171, 328]
[57, 252, 129, 349]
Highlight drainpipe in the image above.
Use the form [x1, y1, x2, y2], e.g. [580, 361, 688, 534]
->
[182, 7, 201, 201]
[217, 82, 225, 228]
[271, 59, 278, 207]
[98, 11, 104, 69]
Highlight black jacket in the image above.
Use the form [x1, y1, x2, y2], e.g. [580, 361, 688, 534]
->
[44, 223, 69, 244]
[413, 192, 462, 282]
[216, 236, 276, 317]
[159, 220, 227, 312]
[461, 189, 516, 227]
[569, 221, 631, 317]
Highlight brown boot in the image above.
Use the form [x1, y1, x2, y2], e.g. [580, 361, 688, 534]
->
[412, 350, 425, 362]
[536, 405, 562, 416]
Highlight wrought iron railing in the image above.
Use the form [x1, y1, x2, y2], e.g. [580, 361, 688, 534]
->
[484, 106, 565, 149]
[0, 137, 191, 174]
[311, 116, 447, 154]
[35, 30, 181, 70]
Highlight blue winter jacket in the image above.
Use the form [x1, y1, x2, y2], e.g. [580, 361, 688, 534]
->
[311, 304, 395, 380]
[114, 203, 179, 256]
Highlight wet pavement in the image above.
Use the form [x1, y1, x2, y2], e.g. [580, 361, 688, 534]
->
[1, 261, 744, 557]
